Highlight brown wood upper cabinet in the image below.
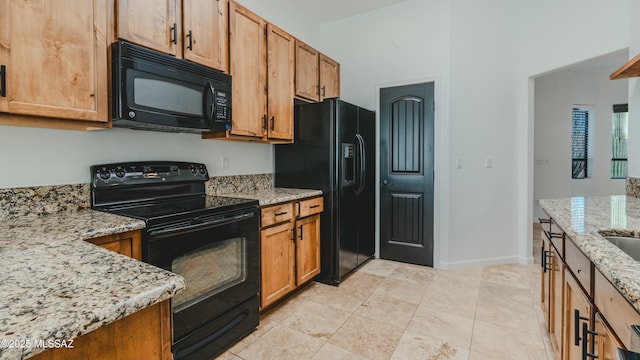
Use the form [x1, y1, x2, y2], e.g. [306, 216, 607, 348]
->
[295, 40, 340, 102]
[0, 0, 109, 127]
[204, 1, 293, 142]
[117, 0, 228, 72]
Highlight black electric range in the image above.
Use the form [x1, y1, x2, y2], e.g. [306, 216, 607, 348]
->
[90, 161, 260, 360]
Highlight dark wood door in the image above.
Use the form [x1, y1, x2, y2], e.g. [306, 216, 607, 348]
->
[379, 82, 434, 266]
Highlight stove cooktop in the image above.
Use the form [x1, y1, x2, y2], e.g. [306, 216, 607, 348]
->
[104, 195, 258, 225]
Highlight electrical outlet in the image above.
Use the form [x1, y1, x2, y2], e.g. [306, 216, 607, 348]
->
[486, 157, 493, 168]
[222, 156, 230, 170]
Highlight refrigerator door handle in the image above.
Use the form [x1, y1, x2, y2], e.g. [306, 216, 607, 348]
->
[355, 133, 366, 195]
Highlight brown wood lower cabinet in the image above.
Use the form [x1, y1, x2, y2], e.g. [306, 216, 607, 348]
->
[594, 312, 624, 360]
[261, 221, 296, 308]
[541, 214, 640, 360]
[30, 300, 171, 360]
[295, 214, 321, 285]
[31, 230, 172, 359]
[85, 230, 142, 260]
[260, 196, 323, 309]
[564, 268, 592, 360]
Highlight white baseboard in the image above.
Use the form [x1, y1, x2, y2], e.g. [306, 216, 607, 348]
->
[437, 255, 522, 270]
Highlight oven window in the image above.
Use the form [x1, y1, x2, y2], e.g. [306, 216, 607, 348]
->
[132, 74, 203, 116]
[171, 237, 247, 313]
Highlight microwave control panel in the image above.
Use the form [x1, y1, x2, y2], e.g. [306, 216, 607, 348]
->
[215, 90, 229, 120]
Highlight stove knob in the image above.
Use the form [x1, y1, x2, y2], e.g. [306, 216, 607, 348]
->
[115, 166, 126, 178]
[99, 171, 110, 180]
[190, 166, 198, 175]
[199, 166, 207, 175]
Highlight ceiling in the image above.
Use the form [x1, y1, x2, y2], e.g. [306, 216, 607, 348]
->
[288, 0, 408, 24]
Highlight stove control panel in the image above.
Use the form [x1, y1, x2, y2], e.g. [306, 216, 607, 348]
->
[91, 161, 209, 187]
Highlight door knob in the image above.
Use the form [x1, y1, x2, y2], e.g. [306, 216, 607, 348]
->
[382, 180, 389, 185]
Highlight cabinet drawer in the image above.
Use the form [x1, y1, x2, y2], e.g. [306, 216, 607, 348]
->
[297, 197, 323, 218]
[261, 203, 294, 227]
[594, 269, 640, 350]
[565, 238, 592, 296]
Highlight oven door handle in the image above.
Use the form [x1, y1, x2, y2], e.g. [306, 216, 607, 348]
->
[148, 212, 256, 238]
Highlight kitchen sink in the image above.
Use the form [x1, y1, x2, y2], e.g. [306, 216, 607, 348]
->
[603, 236, 640, 261]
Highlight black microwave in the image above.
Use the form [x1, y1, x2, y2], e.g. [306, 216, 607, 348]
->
[111, 41, 231, 133]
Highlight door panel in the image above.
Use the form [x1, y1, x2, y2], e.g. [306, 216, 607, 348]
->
[182, 0, 228, 71]
[380, 83, 434, 266]
[266, 24, 294, 141]
[229, 1, 266, 138]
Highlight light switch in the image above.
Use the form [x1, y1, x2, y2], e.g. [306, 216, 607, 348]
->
[222, 156, 230, 170]
[486, 157, 493, 168]
[456, 158, 463, 169]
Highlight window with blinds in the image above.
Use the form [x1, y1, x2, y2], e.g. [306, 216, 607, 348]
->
[571, 108, 589, 179]
[611, 104, 628, 179]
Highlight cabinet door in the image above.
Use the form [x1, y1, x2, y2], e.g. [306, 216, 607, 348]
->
[294, 40, 320, 102]
[229, 1, 267, 138]
[541, 236, 551, 328]
[564, 269, 592, 360]
[117, 0, 179, 57]
[182, 0, 228, 71]
[261, 222, 295, 309]
[266, 24, 294, 141]
[551, 247, 565, 358]
[319, 54, 340, 100]
[295, 215, 321, 285]
[594, 312, 623, 360]
[85, 231, 142, 260]
[0, 0, 108, 122]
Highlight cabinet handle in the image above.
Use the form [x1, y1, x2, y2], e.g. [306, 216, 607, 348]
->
[297, 202, 301, 214]
[187, 30, 193, 50]
[0, 65, 5, 97]
[310, 205, 320, 209]
[574, 309, 589, 346]
[298, 225, 303, 240]
[538, 217, 551, 224]
[270, 116, 274, 131]
[543, 229, 563, 240]
[581, 322, 599, 360]
[321, 85, 326, 98]
[171, 23, 177, 45]
[274, 211, 288, 216]
[543, 251, 552, 273]
[0, 65, 7, 97]
[290, 228, 295, 241]
[262, 115, 267, 129]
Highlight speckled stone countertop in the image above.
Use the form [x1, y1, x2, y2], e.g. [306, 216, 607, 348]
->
[0, 211, 185, 360]
[540, 195, 640, 313]
[224, 188, 323, 206]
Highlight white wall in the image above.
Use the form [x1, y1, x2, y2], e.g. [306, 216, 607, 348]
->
[321, 0, 633, 268]
[319, 0, 451, 267]
[627, 1, 640, 177]
[235, 0, 320, 47]
[517, 0, 631, 265]
[533, 62, 629, 221]
[0, 126, 273, 188]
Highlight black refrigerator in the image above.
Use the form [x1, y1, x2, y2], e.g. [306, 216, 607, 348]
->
[274, 99, 375, 285]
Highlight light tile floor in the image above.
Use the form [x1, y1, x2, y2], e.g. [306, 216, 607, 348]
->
[219, 229, 553, 360]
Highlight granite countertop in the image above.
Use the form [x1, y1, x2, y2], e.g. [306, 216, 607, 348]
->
[226, 187, 323, 206]
[0, 210, 185, 360]
[539, 195, 640, 313]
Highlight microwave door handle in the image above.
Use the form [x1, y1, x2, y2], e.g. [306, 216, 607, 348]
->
[203, 82, 215, 122]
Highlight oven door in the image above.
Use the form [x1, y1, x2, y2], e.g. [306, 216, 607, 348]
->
[146, 208, 259, 348]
